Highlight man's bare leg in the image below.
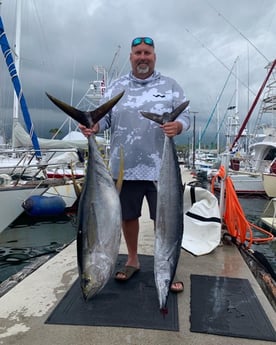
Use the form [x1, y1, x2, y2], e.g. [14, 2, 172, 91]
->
[116, 218, 184, 291]
[115, 218, 140, 279]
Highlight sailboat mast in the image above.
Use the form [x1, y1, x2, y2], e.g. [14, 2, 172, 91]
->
[12, 0, 21, 127]
[216, 101, 219, 153]
[0, 2, 42, 158]
[235, 57, 239, 116]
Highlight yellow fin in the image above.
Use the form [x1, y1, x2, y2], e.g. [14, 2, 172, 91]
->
[115, 145, 124, 193]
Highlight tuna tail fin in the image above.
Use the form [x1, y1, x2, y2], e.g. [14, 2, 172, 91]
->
[46, 91, 124, 128]
[140, 100, 190, 124]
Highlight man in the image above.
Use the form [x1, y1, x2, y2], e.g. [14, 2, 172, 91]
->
[80, 36, 190, 292]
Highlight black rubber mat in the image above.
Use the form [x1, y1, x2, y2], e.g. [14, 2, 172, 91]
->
[190, 274, 276, 341]
[46, 254, 179, 331]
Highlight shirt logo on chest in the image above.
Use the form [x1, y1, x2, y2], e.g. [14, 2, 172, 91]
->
[153, 94, 165, 98]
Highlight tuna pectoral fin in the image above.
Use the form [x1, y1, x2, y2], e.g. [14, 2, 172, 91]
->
[46, 91, 124, 127]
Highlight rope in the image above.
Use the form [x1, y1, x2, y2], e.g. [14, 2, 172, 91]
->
[211, 166, 274, 248]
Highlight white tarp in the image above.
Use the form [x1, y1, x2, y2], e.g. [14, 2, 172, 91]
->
[13, 122, 106, 150]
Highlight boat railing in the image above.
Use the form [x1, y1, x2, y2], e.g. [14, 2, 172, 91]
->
[0, 147, 84, 182]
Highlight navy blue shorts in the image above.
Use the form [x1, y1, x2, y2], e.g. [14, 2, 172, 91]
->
[118, 180, 157, 221]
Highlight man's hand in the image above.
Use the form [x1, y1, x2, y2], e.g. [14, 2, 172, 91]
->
[79, 123, 99, 137]
[161, 121, 183, 137]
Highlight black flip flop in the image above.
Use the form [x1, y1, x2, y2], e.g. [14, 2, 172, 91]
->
[114, 265, 140, 281]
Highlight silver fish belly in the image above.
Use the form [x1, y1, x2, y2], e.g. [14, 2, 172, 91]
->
[46, 91, 124, 300]
[154, 135, 184, 312]
[77, 135, 121, 300]
[139, 100, 189, 312]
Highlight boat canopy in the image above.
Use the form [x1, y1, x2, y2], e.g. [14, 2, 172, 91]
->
[13, 122, 106, 150]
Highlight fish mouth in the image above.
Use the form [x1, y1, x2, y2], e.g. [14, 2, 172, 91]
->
[81, 275, 102, 300]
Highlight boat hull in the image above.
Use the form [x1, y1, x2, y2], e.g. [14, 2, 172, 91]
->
[0, 185, 48, 233]
[262, 173, 276, 198]
[214, 172, 265, 195]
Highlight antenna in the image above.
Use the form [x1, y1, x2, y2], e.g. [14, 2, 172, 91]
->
[183, 27, 256, 97]
[206, 1, 270, 63]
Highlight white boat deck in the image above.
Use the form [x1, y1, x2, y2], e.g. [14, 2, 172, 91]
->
[261, 217, 276, 230]
[260, 197, 276, 232]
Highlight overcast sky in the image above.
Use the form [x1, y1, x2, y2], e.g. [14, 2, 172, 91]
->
[0, 0, 275, 146]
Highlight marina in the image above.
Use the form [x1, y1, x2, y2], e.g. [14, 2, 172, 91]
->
[0, 169, 275, 344]
[0, 3, 82, 234]
[0, 2, 275, 344]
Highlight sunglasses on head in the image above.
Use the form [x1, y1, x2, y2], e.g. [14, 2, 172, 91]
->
[131, 37, 154, 47]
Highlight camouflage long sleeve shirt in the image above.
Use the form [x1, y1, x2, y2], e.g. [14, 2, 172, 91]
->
[98, 71, 190, 181]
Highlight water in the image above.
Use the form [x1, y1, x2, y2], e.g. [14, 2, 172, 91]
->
[238, 196, 276, 272]
[0, 212, 77, 283]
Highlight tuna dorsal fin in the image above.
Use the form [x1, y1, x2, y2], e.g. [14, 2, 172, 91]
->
[140, 100, 189, 124]
[46, 91, 124, 128]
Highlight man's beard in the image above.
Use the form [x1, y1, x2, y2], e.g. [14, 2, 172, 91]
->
[137, 64, 150, 74]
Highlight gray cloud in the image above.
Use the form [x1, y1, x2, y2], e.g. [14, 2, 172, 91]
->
[0, 0, 275, 145]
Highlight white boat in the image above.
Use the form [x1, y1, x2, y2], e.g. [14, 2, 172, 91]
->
[211, 159, 266, 196]
[13, 121, 87, 178]
[228, 171, 265, 195]
[213, 60, 276, 195]
[0, 4, 79, 233]
[0, 173, 71, 232]
[260, 197, 276, 232]
[238, 61, 276, 193]
[0, 138, 83, 227]
[12, 121, 107, 180]
[262, 158, 276, 198]
[249, 127, 276, 177]
[262, 173, 276, 198]
[195, 153, 219, 172]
